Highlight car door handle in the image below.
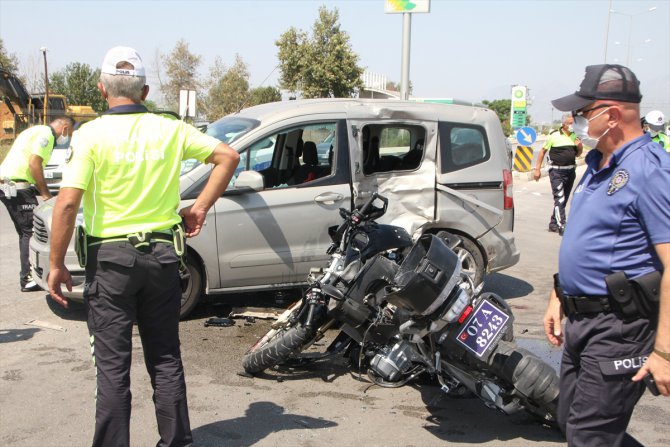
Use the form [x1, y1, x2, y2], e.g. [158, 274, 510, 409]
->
[314, 193, 344, 205]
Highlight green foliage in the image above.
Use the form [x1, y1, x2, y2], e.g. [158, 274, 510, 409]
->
[482, 99, 512, 136]
[49, 62, 107, 113]
[0, 38, 19, 72]
[202, 55, 250, 120]
[248, 86, 281, 107]
[481, 98, 533, 136]
[143, 99, 159, 111]
[276, 6, 364, 98]
[161, 39, 202, 111]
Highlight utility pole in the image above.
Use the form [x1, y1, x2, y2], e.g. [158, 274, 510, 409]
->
[40, 47, 48, 125]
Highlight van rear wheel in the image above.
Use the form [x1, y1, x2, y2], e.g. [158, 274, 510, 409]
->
[444, 235, 484, 286]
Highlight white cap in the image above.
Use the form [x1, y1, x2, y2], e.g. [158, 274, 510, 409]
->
[645, 110, 665, 131]
[100, 46, 145, 77]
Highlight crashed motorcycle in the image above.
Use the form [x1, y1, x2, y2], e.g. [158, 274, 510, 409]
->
[243, 193, 559, 422]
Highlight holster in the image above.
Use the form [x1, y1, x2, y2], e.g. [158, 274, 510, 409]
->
[605, 271, 660, 322]
[74, 225, 87, 268]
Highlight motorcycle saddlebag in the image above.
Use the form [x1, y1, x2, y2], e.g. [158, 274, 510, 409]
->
[385, 234, 461, 316]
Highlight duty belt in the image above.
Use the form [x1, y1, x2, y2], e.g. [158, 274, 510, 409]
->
[560, 294, 612, 316]
[75, 225, 186, 268]
[0, 178, 32, 197]
[88, 230, 174, 248]
[548, 165, 576, 170]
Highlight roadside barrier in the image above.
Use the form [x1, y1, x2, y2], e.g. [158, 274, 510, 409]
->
[514, 146, 533, 172]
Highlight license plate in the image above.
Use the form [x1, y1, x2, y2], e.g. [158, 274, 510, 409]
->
[455, 299, 510, 357]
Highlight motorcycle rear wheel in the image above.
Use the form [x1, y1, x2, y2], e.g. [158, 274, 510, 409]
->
[243, 325, 315, 374]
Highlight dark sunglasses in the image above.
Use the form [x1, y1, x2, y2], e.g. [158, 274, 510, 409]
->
[572, 104, 612, 119]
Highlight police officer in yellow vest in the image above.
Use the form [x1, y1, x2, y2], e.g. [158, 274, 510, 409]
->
[533, 113, 583, 235]
[47, 46, 239, 447]
[0, 116, 74, 291]
[644, 110, 669, 152]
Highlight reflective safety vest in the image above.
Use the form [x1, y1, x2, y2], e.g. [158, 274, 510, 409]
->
[651, 132, 669, 152]
[61, 105, 221, 237]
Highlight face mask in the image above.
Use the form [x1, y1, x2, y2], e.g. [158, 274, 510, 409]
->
[567, 125, 574, 132]
[572, 107, 611, 148]
[57, 132, 70, 146]
[649, 129, 659, 138]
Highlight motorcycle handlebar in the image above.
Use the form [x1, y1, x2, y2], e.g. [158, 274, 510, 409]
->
[352, 193, 388, 223]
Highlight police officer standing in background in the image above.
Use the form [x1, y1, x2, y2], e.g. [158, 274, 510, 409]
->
[48, 46, 239, 447]
[533, 113, 583, 235]
[543, 64, 670, 446]
[643, 110, 670, 152]
[0, 116, 74, 291]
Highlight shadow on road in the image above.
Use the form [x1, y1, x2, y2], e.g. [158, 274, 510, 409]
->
[0, 327, 41, 343]
[482, 273, 534, 299]
[415, 383, 564, 444]
[192, 401, 337, 446]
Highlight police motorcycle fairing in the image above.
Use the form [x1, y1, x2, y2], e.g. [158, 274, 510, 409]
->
[243, 193, 559, 423]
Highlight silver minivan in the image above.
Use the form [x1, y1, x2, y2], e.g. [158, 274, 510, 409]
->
[30, 99, 518, 318]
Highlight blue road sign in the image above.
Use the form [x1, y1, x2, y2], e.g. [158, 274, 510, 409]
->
[516, 126, 537, 146]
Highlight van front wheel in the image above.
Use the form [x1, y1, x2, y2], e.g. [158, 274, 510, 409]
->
[180, 252, 203, 319]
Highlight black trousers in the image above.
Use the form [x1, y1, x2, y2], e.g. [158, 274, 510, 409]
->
[0, 187, 38, 285]
[548, 168, 576, 230]
[558, 312, 655, 447]
[84, 241, 191, 447]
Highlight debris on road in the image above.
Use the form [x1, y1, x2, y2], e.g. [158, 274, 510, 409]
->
[24, 319, 66, 332]
[229, 307, 281, 320]
[204, 317, 235, 327]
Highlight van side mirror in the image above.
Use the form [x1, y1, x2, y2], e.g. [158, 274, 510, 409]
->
[234, 170, 264, 191]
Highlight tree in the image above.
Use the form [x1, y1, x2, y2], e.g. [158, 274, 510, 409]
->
[482, 99, 512, 136]
[276, 6, 364, 98]
[50, 62, 107, 113]
[0, 38, 19, 73]
[481, 98, 533, 137]
[161, 39, 201, 111]
[248, 86, 281, 107]
[202, 55, 250, 120]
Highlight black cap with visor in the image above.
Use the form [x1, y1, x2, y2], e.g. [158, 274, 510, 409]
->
[552, 64, 642, 112]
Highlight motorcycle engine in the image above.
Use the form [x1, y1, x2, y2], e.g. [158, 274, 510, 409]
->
[369, 340, 418, 382]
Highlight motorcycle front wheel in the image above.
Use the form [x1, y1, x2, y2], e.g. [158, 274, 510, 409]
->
[242, 324, 315, 374]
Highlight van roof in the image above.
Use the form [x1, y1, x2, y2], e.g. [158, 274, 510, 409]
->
[230, 98, 497, 126]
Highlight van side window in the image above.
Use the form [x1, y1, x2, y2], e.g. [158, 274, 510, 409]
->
[245, 123, 336, 189]
[438, 122, 490, 173]
[363, 125, 426, 175]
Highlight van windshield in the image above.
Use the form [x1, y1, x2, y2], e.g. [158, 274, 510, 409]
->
[205, 117, 260, 144]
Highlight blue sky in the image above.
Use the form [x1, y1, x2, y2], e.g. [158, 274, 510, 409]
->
[1, 0, 668, 123]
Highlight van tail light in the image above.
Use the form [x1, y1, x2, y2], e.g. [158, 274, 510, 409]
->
[503, 169, 514, 210]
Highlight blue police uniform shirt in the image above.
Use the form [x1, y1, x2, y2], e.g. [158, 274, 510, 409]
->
[559, 134, 670, 296]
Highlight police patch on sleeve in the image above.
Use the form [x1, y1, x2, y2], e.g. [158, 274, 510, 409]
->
[65, 147, 73, 163]
[39, 137, 50, 148]
[607, 169, 629, 195]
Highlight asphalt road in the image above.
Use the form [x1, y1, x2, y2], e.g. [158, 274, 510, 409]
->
[1, 167, 669, 446]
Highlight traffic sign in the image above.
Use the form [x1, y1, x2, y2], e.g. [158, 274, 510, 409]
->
[516, 127, 537, 146]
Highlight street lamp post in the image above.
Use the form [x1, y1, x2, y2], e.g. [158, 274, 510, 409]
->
[608, 6, 657, 66]
[40, 47, 48, 125]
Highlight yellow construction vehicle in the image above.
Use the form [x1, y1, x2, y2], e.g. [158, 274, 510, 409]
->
[1, 69, 98, 142]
